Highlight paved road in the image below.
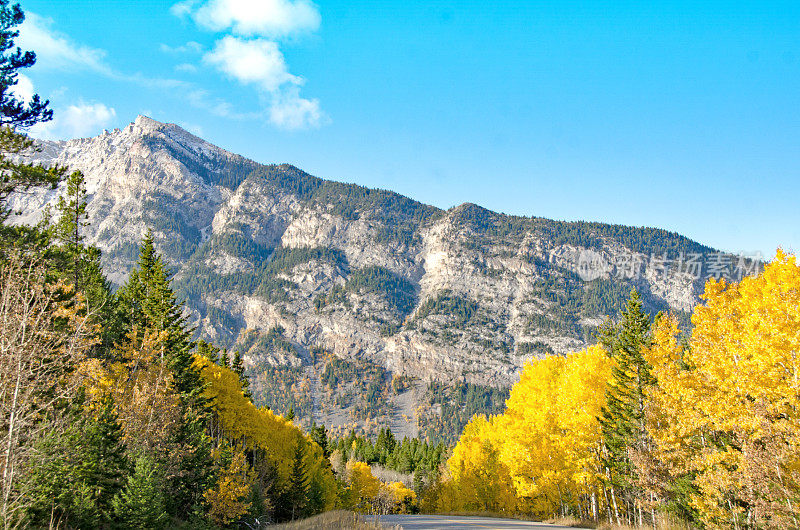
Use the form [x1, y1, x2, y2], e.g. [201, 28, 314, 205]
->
[368, 514, 574, 529]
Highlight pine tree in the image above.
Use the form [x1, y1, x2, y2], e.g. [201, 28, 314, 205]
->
[0, 0, 63, 241]
[219, 348, 230, 367]
[286, 406, 295, 421]
[597, 290, 655, 523]
[118, 233, 203, 400]
[310, 423, 329, 457]
[112, 454, 169, 529]
[117, 235, 214, 518]
[231, 350, 252, 400]
[51, 169, 120, 352]
[28, 395, 131, 528]
[287, 436, 309, 520]
[81, 395, 129, 520]
[196, 339, 220, 364]
[0, 1, 51, 128]
[54, 170, 88, 288]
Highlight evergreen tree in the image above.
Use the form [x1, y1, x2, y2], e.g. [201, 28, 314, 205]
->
[117, 235, 214, 518]
[118, 233, 203, 401]
[54, 170, 88, 288]
[25, 396, 129, 529]
[51, 169, 120, 352]
[80, 395, 129, 522]
[0, 0, 63, 242]
[287, 436, 309, 520]
[0, 1, 51, 128]
[286, 406, 295, 421]
[196, 339, 220, 364]
[112, 454, 169, 529]
[597, 290, 656, 521]
[310, 423, 329, 457]
[305, 473, 326, 517]
[231, 349, 251, 399]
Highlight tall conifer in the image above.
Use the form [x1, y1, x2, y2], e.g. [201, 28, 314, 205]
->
[287, 436, 309, 520]
[597, 290, 656, 522]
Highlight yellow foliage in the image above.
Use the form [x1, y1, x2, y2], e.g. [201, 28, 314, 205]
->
[443, 414, 516, 513]
[79, 329, 183, 453]
[205, 450, 253, 526]
[384, 481, 416, 507]
[441, 345, 613, 517]
[646, 250, 800, 528]
[194, 356, 338, 511]
[345, 461, 381, 509]
[343, 461, 417, 514]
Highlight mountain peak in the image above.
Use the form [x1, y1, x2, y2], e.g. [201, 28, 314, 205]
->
[130, 115, 165, 135]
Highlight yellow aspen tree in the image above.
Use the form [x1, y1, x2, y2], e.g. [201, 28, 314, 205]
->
[446, 414, 516, 513]
[646, 250, 800, 529]
[384, 482, 416, 513]
[193, 356, 338, 511]
[80, 330, 183, 454]
[204, 450, 253, 526]
[345, 461, 381, 511]
[442, 345, 612, 519]
[501, 346, 612, 517]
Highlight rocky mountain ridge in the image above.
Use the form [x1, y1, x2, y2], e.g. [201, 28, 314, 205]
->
[12, 115, 729, 439]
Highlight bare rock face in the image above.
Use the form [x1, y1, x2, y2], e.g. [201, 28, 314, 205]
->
[11, 116, 725, 436]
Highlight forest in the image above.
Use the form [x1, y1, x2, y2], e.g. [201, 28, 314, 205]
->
[0, 4, 417, 526]
[3, 1, 800, 528]
[429, 257, 800, 529]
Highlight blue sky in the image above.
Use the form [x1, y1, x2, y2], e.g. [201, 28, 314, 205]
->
[15, 0, 800, 256]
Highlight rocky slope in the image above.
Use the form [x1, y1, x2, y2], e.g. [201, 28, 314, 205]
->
[12, 116, 735, 439]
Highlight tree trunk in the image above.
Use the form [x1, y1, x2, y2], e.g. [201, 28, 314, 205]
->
[610, 485, 622, 527]
[1, 359, 22, 530]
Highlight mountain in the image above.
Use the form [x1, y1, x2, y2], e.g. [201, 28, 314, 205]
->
[12, 115, 724, 441]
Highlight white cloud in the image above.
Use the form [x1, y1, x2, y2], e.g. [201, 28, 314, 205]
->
[171, 0, 199, 18]
[18, 12, 198, 93]
[269, 87, 325, 130]
[173, 0, 327, 130]
[11, 74, 35, 103]
[184, 0, 320, 39]
[175, 63, 199, 73]
[30, 102, 116, 140]
[203, 36, 300, 91]
[202, 36, 325, 129]
[160, 41, 203, 54]
[18, 13, 111, 74]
